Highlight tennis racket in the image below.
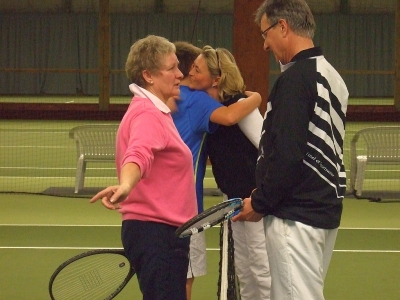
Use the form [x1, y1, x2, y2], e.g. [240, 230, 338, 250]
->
[49, 249, 135, 300]
[176, 198, 243, 238]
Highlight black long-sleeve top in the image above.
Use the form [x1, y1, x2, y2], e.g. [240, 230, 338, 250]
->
[207, 93, 258, 199]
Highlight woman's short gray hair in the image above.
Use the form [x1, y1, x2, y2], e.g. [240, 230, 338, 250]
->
[255, 0, 316, 39]
[125, 35, 176, 87]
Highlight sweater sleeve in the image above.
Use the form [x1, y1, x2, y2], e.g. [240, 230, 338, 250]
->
[121, 109, 167, 179]
[237, 98, 263, 148]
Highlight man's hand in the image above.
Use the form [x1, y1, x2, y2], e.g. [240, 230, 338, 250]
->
[232, 197, 264, 222]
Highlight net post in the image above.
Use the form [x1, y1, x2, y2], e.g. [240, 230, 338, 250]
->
[395, 0, 400, 111]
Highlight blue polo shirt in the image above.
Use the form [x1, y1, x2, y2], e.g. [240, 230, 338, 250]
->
[172, 85, 221, 212]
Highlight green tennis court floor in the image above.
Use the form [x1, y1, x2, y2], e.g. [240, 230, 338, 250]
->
[0, 194, 399, 300]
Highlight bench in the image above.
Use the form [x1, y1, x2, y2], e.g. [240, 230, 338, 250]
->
[69, 125, 119, 193]
[349, 126, 400, 197]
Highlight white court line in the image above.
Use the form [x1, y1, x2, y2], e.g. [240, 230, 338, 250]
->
[0, 176, 117, 179]
[0, 226, 398, 252]
[0, 146, 68, 149]
[0, 246, 399, 253]
[0, 167, 115, 170]
[0, 224, 400, 230]
[339, 227, 400, 230]
[0, 247, 122, 250]
[333, 250, 400, 253]
[0, 224, 120, 227]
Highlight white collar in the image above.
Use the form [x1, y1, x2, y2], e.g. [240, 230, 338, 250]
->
[279, 61, 295, 73]
[129, 83, 171, 114]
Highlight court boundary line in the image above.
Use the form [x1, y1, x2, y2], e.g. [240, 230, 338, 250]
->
[0, 224, 400, 230]
[0, 246, 399, 253]
[1, 227, 399, 252]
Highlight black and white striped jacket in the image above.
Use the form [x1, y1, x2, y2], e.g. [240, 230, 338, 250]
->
[251, 47, 349, 229]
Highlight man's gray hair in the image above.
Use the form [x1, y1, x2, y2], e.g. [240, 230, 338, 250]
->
[255, 0, 316, 39]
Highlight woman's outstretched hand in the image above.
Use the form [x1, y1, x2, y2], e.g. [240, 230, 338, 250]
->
[90, 184, 131, 210]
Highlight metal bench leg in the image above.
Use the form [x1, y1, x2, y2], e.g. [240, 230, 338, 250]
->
[349, 160, 356, 193]
[75, 156, 86, 193]
[355, 155, 367, 197]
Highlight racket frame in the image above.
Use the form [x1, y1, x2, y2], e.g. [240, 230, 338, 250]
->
[176, 198, 243, 238]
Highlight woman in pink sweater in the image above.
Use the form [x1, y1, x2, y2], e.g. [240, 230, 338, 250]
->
[90, 35, 197, 300]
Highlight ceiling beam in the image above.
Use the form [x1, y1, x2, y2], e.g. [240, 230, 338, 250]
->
[395, 0, 400, 110]
[233, 0, 269, 115]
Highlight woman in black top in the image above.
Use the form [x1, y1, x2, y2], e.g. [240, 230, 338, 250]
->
[188, 45, 271, 300]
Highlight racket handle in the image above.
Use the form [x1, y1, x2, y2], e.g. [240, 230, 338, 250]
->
[225, 207, 241, 220]
[231, 209, 241, 218]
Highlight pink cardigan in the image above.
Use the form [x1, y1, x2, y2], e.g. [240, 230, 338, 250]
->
[116, 95, 197, 227]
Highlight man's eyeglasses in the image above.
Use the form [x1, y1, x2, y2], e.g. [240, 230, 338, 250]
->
[261, 22, 278, 40]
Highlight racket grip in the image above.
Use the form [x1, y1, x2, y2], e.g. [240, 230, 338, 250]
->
[231, 209, 241, 218]
[225, 207, 241, 220]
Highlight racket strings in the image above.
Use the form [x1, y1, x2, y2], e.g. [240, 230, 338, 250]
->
[51, 253, 131, 300]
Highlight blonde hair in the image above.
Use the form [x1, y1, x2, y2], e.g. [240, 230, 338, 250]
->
[201, 45, 246, 101]
[125, 35, 176, 87]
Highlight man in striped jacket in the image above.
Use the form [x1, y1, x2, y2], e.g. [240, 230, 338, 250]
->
[233, 1, 349, 299]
